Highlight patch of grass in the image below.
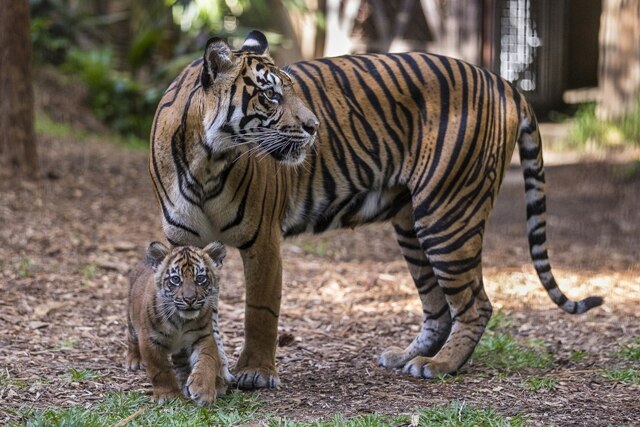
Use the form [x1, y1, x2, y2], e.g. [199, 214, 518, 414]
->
[569, 350, 588, 363]
[54, 339, 77, 351]
[300, 238, 331, 257]
[35, 113, 81, 139]
[618, 338, 640, 362]
[36, 112, 147, 151]
[602, 367, 640, 384]
[0, 370, 29, 389]
[18, 258, 32, 278]
[78, 263, 97, 286]
[268, 401, 525, 427]
[470, 333, 553, 372]
[569, 102, 640, 148]
[64, 367, 100, 383]
[21, 390, 260, 427]
[486, 311, 512, 332]
[524, 376, 557, 392]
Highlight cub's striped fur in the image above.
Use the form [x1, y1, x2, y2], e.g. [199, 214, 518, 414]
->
[150, 31, 602, 388]
[127, 241, 233, 404]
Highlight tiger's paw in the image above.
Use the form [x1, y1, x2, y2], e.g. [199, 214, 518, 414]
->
[378, 346, 409, 369]
[153, 389, 181, 405]
[185, 372, 218, 406]
[126, 354, 143, 371]
[234, 366, 280, 389]
[402, 356, 452, 378]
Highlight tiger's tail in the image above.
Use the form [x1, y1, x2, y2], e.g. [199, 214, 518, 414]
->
[517, 105, 603, 314]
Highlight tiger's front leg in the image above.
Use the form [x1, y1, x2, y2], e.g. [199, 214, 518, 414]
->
[235, 234, 282, 389]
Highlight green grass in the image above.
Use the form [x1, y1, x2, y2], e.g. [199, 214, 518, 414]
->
[64, 368, 101, 383]
[569, 350, 588, 363]
[53, 339, 77, 351]
[569, 102, 640, 148]
[618, 338, 640, 362]
[602, 367, 640, 384]
[35, 112, 148, 150]
[21, 390, 260, 427]
[0, 370, 29, 389]
[18, 258, 32, 278]
[468, 311, 553, 372]
[269, 401, 526, 427]
[17, 392, 525, 427]
[524, 376, 557, 392]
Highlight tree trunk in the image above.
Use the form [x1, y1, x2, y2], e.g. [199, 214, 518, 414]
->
[597, 0, 640, 121]
[0, 0, 38, 177]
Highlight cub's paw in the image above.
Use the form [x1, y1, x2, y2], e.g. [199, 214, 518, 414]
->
[185, 373, 217, 406]
[222, 366, 236, 384]
[378, 346, 409, 369]
[126, 354, 143, 371]
[402, 356, 453, 378]
[153, 389, 181, 405]
[234, 367, 280, 390]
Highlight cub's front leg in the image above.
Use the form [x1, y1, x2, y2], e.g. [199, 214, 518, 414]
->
[185, 335, 224, 406]
[235, 235, 282, 389]
[139, 337, 181, 404]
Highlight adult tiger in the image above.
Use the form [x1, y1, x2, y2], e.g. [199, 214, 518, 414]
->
[150, 31, 602, 389]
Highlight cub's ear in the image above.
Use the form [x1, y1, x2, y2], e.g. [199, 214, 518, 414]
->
[240, 30, 269, 55]
[203, 241, 226, 269]
[202, 37, 236, 88]
[144, 241, 169, 270]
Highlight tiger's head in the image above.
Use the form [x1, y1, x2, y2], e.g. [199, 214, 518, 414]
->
[144, 241, 226, 320]
[200, 30, 319, 165]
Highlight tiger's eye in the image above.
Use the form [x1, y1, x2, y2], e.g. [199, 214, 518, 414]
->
[169, 275, 182, 286]
[195, 274, 209, 286]
[264, 88, 275, 100]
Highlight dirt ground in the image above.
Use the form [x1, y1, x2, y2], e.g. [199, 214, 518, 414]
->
[1, 128, 639, 425]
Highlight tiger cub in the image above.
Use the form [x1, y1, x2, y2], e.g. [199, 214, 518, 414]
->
[126, 241, 232, 405]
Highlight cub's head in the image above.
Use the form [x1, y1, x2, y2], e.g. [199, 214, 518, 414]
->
[200, 30, 319, 165]
[144, 241, 226, 320]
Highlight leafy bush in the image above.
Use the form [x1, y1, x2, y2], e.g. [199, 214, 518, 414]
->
[63, 49, 162, 139]
[570, 102, 640, 147]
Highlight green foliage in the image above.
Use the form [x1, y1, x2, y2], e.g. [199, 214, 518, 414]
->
[471, 333, 553, 371]
[602, 367, 640, 384]
[569, 103, 640, 147]
[63, 49, 162, 139]
[569, 350, 588, 363]
[21, 391, 260, 427]
[64, 368, 100, 383]
[524, 376, 557, 392]
[268, 401, 525, 427]
[618, 338, 640, 361]
[18, 258, 32, 278]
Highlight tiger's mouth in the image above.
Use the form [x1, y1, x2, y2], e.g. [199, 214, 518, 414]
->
[177, 307, 201, 319]
[265, 134, 316, 165]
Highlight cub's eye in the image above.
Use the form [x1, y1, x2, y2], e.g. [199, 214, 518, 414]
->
[263, 88, 278, 102]
[169, 275, 182, 286]
[195, 274, 209, 286]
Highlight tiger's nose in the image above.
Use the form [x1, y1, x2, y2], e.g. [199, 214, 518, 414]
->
[183, 295, 197, 306]
[302, 118, 319, 136]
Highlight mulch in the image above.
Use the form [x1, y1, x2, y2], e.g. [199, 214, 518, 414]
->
[1, 133, 638, 426]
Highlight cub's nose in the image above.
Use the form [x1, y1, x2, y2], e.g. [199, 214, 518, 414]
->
[302, 118, 319, 136]
[183, 295, 197, 306]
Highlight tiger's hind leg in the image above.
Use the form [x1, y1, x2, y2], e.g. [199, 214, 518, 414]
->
[402, 218, 493, 378]
[378, 206, 452, 370]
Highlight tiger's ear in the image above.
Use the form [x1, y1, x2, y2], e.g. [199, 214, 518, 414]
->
[144, 241, 169, 270]
[202, 37, 236, 88]
[240, 30, 269, 55]
[203, 241, 226, 269]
